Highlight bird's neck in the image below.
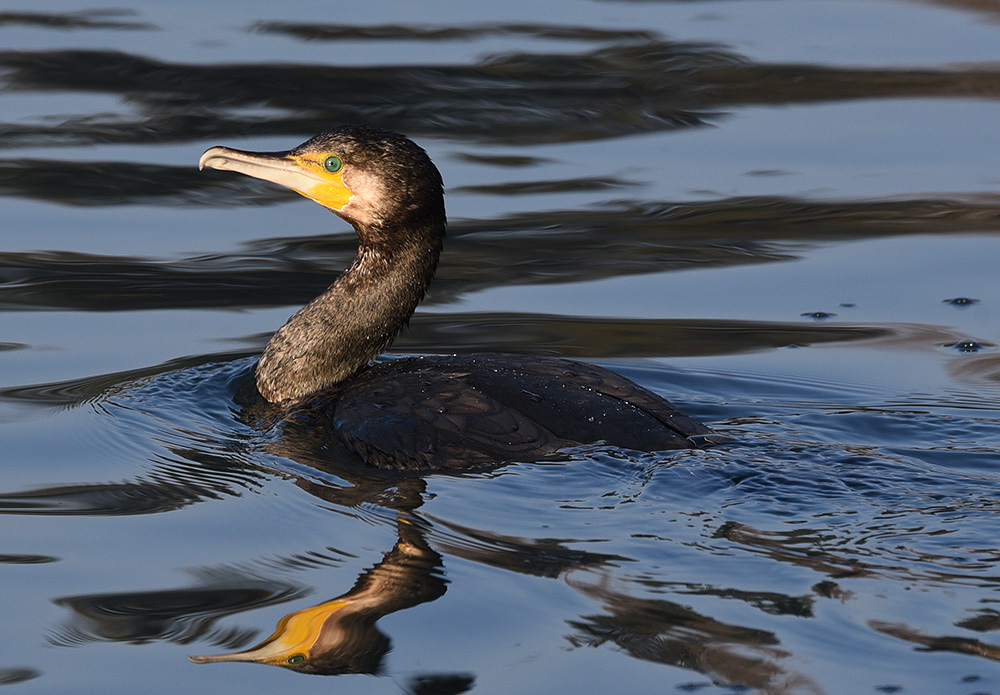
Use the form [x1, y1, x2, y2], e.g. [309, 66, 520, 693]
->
[255, 215, 443, 404]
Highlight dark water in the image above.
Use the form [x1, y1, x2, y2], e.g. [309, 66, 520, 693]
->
[2, 1, 1000, 693]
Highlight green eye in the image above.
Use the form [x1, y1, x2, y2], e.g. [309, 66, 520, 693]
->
[323, 155, 343, 173]
[286, 654, 305, 665]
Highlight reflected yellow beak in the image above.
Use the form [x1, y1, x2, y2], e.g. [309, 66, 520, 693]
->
[199, 146, 353, 211]
[188, 599, 348, 666]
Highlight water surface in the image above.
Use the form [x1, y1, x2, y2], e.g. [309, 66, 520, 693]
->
[1, 1, 999, 693]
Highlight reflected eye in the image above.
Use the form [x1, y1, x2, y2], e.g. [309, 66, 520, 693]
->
[286, 654, 305, 665]
[323, 155, 343, 173]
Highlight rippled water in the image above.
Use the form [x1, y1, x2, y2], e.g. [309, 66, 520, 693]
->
[2, 1, 999, 694]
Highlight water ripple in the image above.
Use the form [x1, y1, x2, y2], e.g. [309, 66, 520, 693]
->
[49, 582, 302, 647]
[2, 44, 998, 148]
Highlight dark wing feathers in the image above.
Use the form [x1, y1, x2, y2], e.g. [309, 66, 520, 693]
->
[317, 354, 717, 470]
[333, 363, 566, 470]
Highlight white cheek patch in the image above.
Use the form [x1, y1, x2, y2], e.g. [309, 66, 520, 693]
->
[341, 168, 386, 225]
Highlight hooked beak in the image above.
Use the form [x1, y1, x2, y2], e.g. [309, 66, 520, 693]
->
[199, 146, 352, 211]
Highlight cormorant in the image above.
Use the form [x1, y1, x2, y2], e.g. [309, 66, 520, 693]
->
[199, 125, 724, 470]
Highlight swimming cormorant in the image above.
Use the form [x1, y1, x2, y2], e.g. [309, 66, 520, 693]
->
[199, 125, 723, 470]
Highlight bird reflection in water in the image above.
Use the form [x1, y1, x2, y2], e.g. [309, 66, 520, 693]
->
[188, 516, 445, 675]
[43, 441, 839, 692]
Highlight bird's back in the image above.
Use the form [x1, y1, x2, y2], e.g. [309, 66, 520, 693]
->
[304, 354, 720, 471]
